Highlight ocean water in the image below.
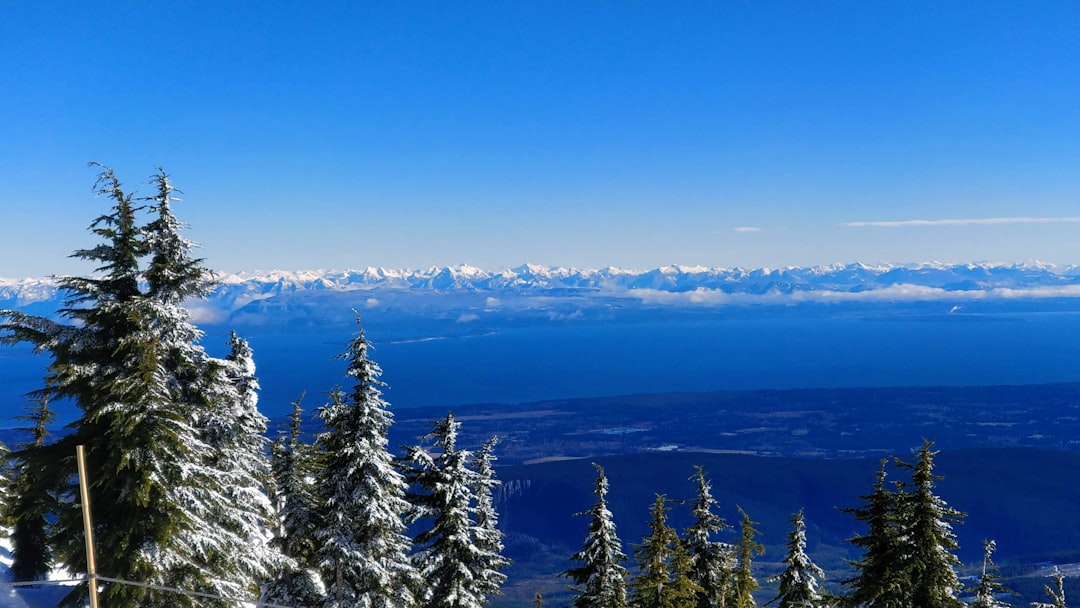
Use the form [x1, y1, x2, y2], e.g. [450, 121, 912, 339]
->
[4, 312, 1080, 424]
[360, 313, 1080, 411]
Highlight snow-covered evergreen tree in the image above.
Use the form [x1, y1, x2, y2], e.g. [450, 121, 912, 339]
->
[564, 463, 629, 608]
[0, 439, 7, 530]
[971, 540, 1011, 608]
[265, 394, 323, 608]
[190, 330, 285, 599]
[0, 165, 281, 607]
[1032, 568, 1067, 608]
[137, 168, 284, 603]
[1, 397, 60, 584]
[768, 510, 826, 608]
[842, 460, 908, 608]
[404, 413, 504, 608]
[732, 507, 763, 608]
[684, 466, 734, 608]
[273, 393, 322, 562]
[894, 440, 964, 608]
[8, 165, 215, 607]
[315, 318, 418, 608]
[471, 436, 510, 599]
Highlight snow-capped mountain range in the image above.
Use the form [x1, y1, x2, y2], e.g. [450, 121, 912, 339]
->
[4, 261, 1080, 299]
[4, 261, 1080, 323]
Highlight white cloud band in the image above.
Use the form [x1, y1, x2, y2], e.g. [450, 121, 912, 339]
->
[843, 217, 1080, 228]
[631, 283, 1080, 306]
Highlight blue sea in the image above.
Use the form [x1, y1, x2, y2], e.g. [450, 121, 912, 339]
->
[6, 311, 1080, 424]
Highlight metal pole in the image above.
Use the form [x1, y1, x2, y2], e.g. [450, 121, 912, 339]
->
[76, 445, 100, 608]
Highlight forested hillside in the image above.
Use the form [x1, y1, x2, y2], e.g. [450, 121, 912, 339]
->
[492, 447, 1080, 606]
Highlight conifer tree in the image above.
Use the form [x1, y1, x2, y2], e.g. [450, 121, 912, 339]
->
[265, 394, 323, 608]
[0, 440, 7, 530]
[631, 494, 703, 608]
[894, 440, 964, 608]
[684, 466, 734, 608]
[732, 507, 764, 608]
[404, 413, 505, 608]
[191, 330, 285, 599]
[315, 318, 418, 608]
[272, 393, 321, 563]
[1032, 568, 1067, 608]
[5, 165, 213, 607]
[768, 510, 826, 608]
[842, 460, 908, 608]
[138, 167, 283, 603]
[670, 538, 707, 608]
[2, 397, 60, 583]
[564, 463, 629, 608]
[971, 540, 1011, 608]
[631, 494, 676, 608]
[471, 436, 510, 599]
[0, 168, 131, 602]
[0, 165, 281, 606]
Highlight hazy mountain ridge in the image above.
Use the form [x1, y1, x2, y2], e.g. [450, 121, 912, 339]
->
[5, 261, 1080, 312]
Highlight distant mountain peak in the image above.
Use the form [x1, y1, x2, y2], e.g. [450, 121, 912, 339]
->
[5, 262, 1080, 317]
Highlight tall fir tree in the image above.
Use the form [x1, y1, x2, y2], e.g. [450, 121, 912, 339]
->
[564, 463, 629, 608]
[684, 466, 735, 608]
[732, 507, 764, 608]
[272, 393, 322, 563]
[971, 540, 1011, 608]
[669, 538, 706, 608]
[1, 397, 60, 583]
[630, 494, 702, 608]
[264, 394, 324, 608]
[137, 167, 284, 603]
[192, 330, 285, 599]
[11, 165, 212, 607]
[0, 166, 283, 607]
[768, 510, 827, 608]
[631, 494, 676, 608]
[841, 460, 908, 608]
[471, 436, 510, 599]
[0, 439, 6, 532]
[404, 413, 505, 608]
[1032, 568, 1067, 608]
[315, 318, 418, 608]
[893, 440, 964, 608]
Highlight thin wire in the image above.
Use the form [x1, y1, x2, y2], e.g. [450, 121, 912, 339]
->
[0, 578, 88, 587]
[0, 574, 299, 608]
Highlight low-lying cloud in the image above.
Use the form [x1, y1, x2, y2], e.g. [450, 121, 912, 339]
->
[631, 283, 1080, 306]
[843, 217, 1080, 228]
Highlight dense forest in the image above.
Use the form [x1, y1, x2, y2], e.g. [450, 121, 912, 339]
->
[0, 168, 1071, 608]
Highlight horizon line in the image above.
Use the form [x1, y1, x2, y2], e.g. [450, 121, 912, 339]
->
[842, 216, 1080, 228]
[3, 259, 1075, 283]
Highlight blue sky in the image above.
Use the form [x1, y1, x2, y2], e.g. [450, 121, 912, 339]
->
[2, 2, 1079, 277]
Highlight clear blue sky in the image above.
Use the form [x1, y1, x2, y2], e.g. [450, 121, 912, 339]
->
[2, 2, 1079, 277]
